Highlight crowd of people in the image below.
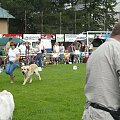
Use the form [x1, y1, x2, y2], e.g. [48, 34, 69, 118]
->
[0, 37, 93, 83]
[4, 38, 93, 66]
[1, 38, 94, 66]
[49, 40, 93, 65]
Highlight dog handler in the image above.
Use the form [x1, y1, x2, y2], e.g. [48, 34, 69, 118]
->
[5, 42, 20, 83]
[82, 22, 120, 120]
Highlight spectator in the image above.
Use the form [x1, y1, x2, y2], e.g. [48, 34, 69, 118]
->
[68, 43, 75, 64]
[81, 42, 86, 52]
[64, 50, 70, 64]
[53, 42, 60, 53]
[5, 38, 13, 54]
[82, 22, 120, 120]
[5, 42, 20, 83]
[18, 42, 26, 55]
[53, 42, 60, 64]
[88, 42, 93, 55]
[49, 51, 54, 64]
[73, 40, 81, 63]
[35, 39, 44, 71]
[25, 41, 30, 55]
[73, 40, 81, 52]
[59, 43, 65, 63]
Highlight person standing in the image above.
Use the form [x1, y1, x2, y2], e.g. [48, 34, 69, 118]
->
[73, 40, 81, 63]
[82, 22, 120, 120]
[88, 42, 93, 55]
[35, 39, 44, 71]
[73, 40, 81, 52]
[68, 43, 75, 64]
[53, 42, 60, 64]
[59, 43, 65, 63]
[18, 42, 26, 55]
[5, 42, 20, 83]
[5, 38, 13, 54]
[25, 41, 31, 65]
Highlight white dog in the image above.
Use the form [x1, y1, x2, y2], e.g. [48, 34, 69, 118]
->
[21, 64, 41, 85]
[0, 90, 15, 120]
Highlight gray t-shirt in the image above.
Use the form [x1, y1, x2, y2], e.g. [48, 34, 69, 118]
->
[85, 38, 120, 110]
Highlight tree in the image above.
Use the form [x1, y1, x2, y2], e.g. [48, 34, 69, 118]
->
[0, 0, 118, 33]
[80, 0, 117, 31]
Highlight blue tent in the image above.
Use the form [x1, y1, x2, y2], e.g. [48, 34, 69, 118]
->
[0, 37, 24, 46]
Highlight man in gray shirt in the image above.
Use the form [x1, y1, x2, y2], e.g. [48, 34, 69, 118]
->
[82, 22, 120, 120]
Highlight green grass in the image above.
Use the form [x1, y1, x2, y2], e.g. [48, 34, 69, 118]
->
[0, 63, 86, 120]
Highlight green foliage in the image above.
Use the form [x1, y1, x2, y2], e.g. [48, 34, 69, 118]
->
[0, 64, 86, 120]
[0, 0, 117, 33]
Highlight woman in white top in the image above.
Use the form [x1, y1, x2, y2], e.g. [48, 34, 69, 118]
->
[5, 42, 20, 83]
[53, 42, 60, 64]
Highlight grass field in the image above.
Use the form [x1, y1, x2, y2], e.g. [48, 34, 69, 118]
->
[0, 63, 86, 120]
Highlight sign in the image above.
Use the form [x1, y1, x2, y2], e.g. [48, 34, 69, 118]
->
[41, 34, 55, 40]
[56, 34, 64, 42]
[2, 34, 22, 39]
[23, 34, 41, 41]
[76, 34, 87, 41]
[65, 34, 78, 42]
[95, 33, 110, 39]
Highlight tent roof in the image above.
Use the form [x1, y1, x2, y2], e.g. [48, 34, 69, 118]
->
[0, 7, 15, 19]
[0, 37, 24, 45]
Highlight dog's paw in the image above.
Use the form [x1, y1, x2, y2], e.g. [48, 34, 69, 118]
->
[29, 80, 32, 83]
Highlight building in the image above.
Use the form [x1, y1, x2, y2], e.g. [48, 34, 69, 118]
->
[0, 7, 14, 34]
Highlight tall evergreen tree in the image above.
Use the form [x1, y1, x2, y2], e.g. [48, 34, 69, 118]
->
[0, 0, 118, 33]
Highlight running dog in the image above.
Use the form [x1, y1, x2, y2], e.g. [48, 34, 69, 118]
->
[21, 64, 41, 85]
[0, 90, 15, 120]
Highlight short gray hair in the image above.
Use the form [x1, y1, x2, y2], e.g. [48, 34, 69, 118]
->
[111, 22, 120, 37]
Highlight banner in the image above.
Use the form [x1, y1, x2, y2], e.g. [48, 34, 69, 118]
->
[2, 34, 22, 39]
[76, 34, 87, 41]
[56, 34, 64, 42]
[41, 34, 55, 40]
[95, 34, 110, 39]
[65, 34, 78, 42]
[23, 34, 41, 41]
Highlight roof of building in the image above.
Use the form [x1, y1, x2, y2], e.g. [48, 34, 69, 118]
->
[0, 7, 15, 19]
